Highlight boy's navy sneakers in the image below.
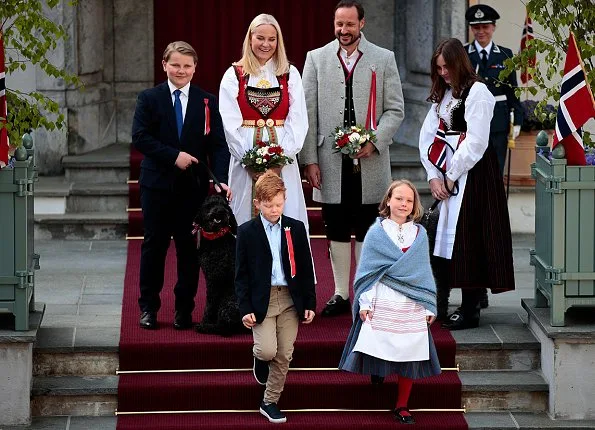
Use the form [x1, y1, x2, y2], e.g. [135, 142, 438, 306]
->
[260, 401, 287, 423]
[253, 356, 269, 385]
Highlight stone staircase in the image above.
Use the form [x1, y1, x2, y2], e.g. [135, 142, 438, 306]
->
[24, 315, 595, 429]
[34, 144, 130, 240]
[34, 143, 432, 240]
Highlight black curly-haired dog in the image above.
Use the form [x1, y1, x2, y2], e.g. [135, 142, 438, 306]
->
[194, 195, 245, 336]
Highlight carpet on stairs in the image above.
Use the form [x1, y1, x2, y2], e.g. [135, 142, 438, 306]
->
[118, 240, 466, 429]
[120, 147, 466, 429]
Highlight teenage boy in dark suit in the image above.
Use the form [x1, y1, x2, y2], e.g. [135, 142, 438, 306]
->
[132, 41, 231, 330]
[235, 171, 316, 424]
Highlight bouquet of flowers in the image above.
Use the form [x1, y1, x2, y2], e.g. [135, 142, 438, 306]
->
[331, 125, 377, 172]
[241, 140, 293, 173]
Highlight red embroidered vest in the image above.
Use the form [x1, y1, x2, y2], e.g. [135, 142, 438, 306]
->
[234, 66, 290, 121]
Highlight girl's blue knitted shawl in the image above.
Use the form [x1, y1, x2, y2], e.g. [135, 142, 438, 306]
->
[353, 217, 437, 316]
[339, 218, 437, 371]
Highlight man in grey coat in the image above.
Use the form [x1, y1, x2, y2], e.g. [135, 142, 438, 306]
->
[300, 0, 404, 316]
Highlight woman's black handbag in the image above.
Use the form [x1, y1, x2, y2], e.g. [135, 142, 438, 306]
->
[420, 199, 440, 250]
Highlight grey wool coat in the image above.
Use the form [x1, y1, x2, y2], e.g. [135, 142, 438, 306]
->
[299, 33, 404, 204]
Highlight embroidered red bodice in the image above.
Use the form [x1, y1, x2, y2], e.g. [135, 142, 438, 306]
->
[234, 66, 289, 121]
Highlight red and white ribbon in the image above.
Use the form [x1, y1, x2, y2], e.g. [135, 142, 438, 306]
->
[365, 67, 377, 131]
[204, 98, 210, 135]
[284, 227, 296, 278]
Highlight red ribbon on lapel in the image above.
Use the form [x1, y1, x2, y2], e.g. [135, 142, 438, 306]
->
[365, 69, 377, 131]
[204, 98, 210, 135]
[284, 227, 296, 278]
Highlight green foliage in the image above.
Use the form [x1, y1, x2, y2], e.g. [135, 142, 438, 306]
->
[501, 0, 594, 146]
[1, 0, 81, 147]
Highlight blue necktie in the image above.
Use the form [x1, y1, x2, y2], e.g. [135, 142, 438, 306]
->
[174, 89, 183, 139]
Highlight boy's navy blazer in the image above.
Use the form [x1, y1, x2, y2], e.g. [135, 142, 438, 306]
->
[132, 81, 230, 195]
[235, 215, 316, 324]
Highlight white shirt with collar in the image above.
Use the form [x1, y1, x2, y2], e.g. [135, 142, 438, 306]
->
[474, 40, 493, 59]
[339, 46, 360, 73]
[167, 80, 190, 120]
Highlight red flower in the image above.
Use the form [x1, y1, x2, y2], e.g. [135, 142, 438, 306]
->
[337, 135, 350, 148]
[269, 146, 283, 154]
[256, 140, 266, 147]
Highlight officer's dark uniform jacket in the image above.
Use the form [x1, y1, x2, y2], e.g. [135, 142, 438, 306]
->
[465, 42, 523, 133]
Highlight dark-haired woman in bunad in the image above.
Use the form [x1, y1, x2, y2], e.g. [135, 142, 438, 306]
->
[418, 38, 515, 330]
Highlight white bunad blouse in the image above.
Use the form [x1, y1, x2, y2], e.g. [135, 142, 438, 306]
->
[353, 219, 434, 362]
[418, 82, 495, 259]
[219, 60, 309, 227]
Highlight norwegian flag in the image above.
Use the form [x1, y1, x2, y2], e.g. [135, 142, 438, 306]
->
[0, 29, 9, 165]
[428, 119, 449, 172]
[519, 10, 535, 84]
[552, 32, 595, 166]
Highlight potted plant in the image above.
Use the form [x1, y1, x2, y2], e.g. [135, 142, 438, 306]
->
[505, 100, 557, 185]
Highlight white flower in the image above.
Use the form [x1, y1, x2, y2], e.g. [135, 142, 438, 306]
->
[359, 135, 367, 144]
[256, 158, 263, 164]
[257, 147, 267, 156]
[349, 132, 361, 143]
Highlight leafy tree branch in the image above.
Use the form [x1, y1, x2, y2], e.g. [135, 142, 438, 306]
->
[1, 0, 82, 146]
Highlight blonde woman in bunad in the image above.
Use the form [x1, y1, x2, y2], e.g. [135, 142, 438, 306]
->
[339, 179, 441, 425]
[219, 14, 309, 229]
[419, 38, 515, 330]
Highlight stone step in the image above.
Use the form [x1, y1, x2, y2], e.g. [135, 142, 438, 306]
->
[466, 412, 595, 429]
[452, 321, 541, 371]
[390, 143, 427, 181]
[34, 212, 128, 240]
[66, 183, 129, 212]
[30, 369, 547, 417]
[460, 370, 548, 412]
[62, 143, 130, 183]
[34, 351, 119, 377]
[8, 413, 595, 430]
[31, 375, 118, 417]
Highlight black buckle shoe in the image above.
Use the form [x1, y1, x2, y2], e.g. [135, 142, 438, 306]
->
[371, 374, 385, 385]
[259, 401, 286, 423]
[441, 310, 479, 330]
[173, 312, 193, 330]
[253, 356, 270, 385]
[321, 294, 351, 317]
[139, 311, 157, 329]
[393, 407, 415, 424]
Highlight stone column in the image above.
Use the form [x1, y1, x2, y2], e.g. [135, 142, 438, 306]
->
[33, 0, 116, 174]
[112, 0, 154, 144]
[393, 0, 467, 148]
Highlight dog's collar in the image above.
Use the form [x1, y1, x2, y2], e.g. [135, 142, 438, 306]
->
[200, 226, 231, 240]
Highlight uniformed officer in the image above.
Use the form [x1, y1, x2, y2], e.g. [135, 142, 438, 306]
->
[465, 4, 523, 175]
[464, 4, 523, 310]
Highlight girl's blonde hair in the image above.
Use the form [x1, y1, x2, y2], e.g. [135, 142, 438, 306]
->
[378, 179, 424, 222]
[234, 14, 290, 77]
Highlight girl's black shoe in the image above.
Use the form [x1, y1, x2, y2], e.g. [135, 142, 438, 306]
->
[393, 407, 415, 424]
[370, 374, 385, 385]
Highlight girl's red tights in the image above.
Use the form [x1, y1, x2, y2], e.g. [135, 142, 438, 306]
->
[395, 376, 414, 416]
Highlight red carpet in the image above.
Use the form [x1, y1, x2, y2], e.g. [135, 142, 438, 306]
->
[118, 148, 467, 429]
